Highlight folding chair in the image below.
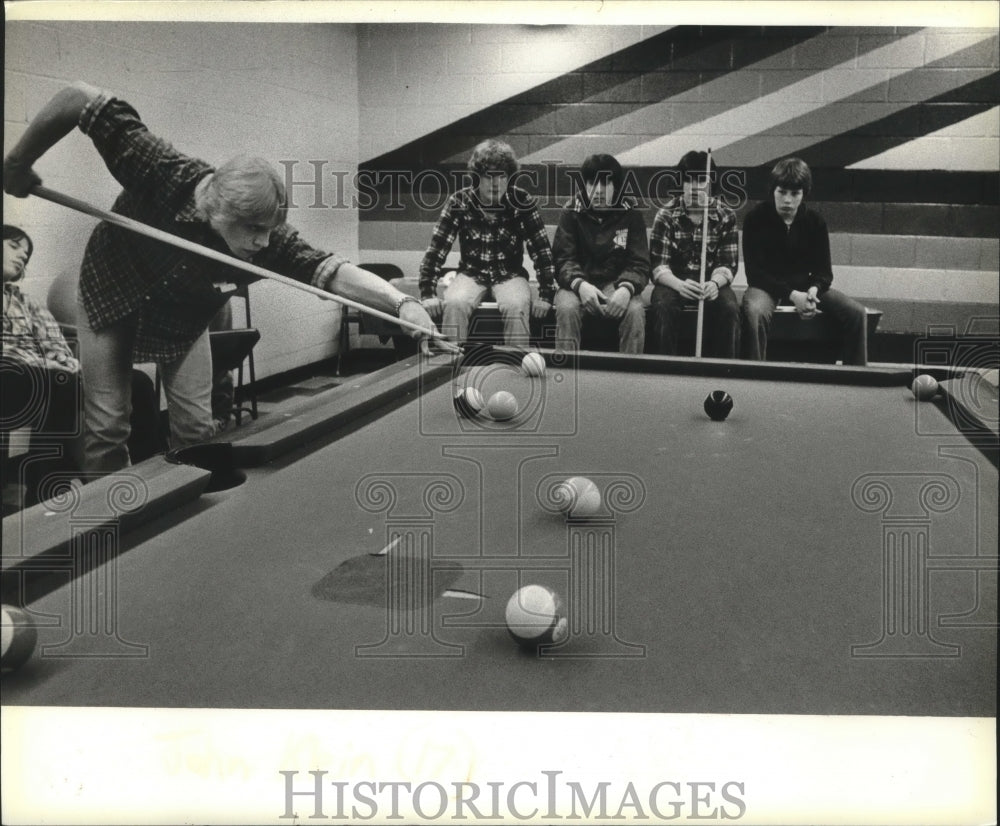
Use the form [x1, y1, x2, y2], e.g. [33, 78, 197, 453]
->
[336, 263, 405, 375]
[210, 281, 260, 424]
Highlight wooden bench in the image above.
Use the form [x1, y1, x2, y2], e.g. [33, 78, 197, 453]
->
[740, 305, 883, 363]
[356, 277, 882, 364]
[436, 300, 883, 363]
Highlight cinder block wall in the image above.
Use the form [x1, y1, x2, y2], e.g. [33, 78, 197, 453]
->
[5, 22, 997, 379]
[358, 25, 999, 336]
[4, 22, 359, 379]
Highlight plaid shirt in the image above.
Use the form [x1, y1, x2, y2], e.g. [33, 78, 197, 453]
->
[78, 94, 345, 363]
[649, 196, 739, 285]
[418, 186, 556, 302]
[3, 282, 79, 369]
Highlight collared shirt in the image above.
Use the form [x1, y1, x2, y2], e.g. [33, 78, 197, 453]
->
[78, 94, 346, 363]
[3, 282, 79, 369]
[649, 196, 739, 285]
[418, 186, 556, 302]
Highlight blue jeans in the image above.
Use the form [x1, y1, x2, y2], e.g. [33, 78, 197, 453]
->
[210, 300, 235, 423]
[77, 298, 216, 473]
[553, 285, 646, 353]
[741, 286, 868, 365]
[442, 273, 532, 346]
[650, 283, 740, 358]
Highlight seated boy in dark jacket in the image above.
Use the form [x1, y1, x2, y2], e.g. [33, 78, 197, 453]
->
[551, 154, 650, 353]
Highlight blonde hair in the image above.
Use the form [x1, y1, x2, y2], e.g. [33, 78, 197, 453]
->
[196, 155, 287, 224]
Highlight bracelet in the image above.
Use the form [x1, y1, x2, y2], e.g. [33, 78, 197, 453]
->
[393, 294, 421, 316]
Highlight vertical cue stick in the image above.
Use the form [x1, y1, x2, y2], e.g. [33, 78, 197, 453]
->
[694, 148, 712, 359]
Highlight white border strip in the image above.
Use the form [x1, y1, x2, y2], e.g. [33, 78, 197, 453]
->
[5, 1, 1000, 27]
[2, 707, 995, 825]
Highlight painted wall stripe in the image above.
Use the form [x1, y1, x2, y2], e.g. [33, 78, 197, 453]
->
[849, 105, 1000, 170]
[362, 26, 829, 170]
[730, 64, 1000, 169]
[608, 30, 996, 167]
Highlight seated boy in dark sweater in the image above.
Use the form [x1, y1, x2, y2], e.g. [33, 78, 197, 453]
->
[741, 157, 868, 366]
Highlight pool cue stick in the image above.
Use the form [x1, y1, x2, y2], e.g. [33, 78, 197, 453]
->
[694, 148, 712, 359]
[30, 185, 452, 345]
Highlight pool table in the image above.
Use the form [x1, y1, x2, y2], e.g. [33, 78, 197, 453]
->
[1, 350, 996, 716]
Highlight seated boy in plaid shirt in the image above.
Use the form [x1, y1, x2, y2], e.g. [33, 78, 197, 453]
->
[2, 224, 159, 506]
[649, 150, 740, 359]
[419, 140, 556, 346]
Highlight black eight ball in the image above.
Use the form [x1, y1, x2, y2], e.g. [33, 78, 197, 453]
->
[704, 390, 734, 421]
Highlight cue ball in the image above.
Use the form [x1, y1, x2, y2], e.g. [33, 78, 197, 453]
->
[704, 390, 734, 421]
[554, 476, 602, 518]
[1, 606, 37, 674]
[453, 386, 484, 418]
[911, 374, 939, 401]
[487, 390, 519, 421]
[521, 351, 546, 378]
[505, 585, 569, 648]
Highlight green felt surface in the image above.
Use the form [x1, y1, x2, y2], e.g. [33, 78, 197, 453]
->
[3, 362, 995, 715]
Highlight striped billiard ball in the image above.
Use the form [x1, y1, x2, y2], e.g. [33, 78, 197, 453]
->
[1, 606, 37, 674]
[453, 386, 485, 419]
[505, 585, 568, 649]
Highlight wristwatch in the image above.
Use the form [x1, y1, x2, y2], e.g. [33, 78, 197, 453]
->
[393, 294, 421, 316]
